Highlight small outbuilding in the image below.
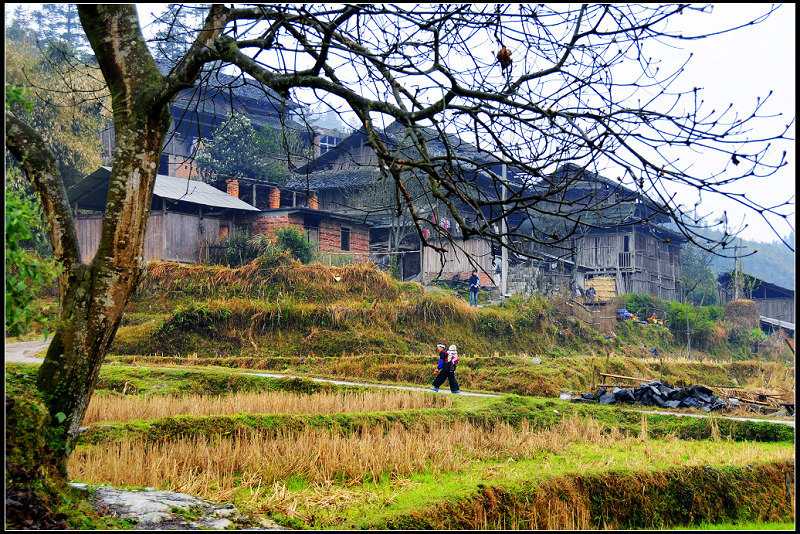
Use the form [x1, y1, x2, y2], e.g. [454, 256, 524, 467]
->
[68, 167, 371, 265]
[68, 166, 260, 264]
[717, 272, 795, 328]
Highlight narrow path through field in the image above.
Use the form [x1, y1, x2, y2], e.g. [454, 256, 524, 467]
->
[4, 337, 53, 362]
[241, 371, 499, 397]
[5, 339, 794, 427]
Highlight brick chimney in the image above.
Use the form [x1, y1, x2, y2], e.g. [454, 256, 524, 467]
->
[308, 192, 319, 210]
[269, 187, 281, 209]
[226, 178, 239, 198]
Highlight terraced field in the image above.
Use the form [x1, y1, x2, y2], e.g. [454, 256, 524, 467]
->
[6, 260, 794, 529]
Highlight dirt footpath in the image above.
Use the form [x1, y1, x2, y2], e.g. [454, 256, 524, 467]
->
[5, 337, 51, 363]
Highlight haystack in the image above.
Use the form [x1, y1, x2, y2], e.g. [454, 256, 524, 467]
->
[725, 298, 760, 332]
[589, 276, 616, 303]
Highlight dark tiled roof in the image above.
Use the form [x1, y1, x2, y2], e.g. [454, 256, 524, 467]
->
[291, 121, 530, 202]
[549, 163, 627, 189]
[167, 96, 298, 136]
[533, 163, 671, 224]
[717, 272, 794, 299]
[296, 121, 507, 173]
[156, 60, 300, 111]
[286, 168, 382, 191]
[383, 121, 498, 163]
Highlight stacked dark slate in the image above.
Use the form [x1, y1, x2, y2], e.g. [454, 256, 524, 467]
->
[572, 381, 739, 412]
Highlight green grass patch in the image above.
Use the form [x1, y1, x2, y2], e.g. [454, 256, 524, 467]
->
[237, 443, 794, 530]
[669, 520, 795, 530]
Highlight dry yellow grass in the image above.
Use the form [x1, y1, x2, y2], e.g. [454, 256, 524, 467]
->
[69, 415, 793, 522]
[83, 390, 447, 424]
[70, 417, 612, 498]
[141, 260, 400, 303]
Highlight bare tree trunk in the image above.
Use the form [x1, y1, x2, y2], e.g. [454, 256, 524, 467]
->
[6, 5, 178, 465]
[12, 113, 169, 459]
[7, 5, 234, 467]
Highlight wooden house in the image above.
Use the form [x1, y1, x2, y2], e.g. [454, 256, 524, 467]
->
[68, 167, 260, 264]
[68, 167, 371, 264]
[552, 223, 683, 302]
[510, 163, 686, 302]
[287, 124, 685, 300]
[287, 122, 514, 283]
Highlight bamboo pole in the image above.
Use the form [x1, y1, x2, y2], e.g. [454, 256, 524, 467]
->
[598, 372, 651, 382]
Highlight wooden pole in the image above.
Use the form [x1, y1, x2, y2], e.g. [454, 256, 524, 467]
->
[501, 163, 508, 298]
[598, 372, 650, 382]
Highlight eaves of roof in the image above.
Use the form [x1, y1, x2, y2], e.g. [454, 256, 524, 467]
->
[68, 167, 259, 212]
[582, 222, 687, 243]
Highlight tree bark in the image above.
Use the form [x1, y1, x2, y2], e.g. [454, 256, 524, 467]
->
[6, 6, 232, 464]
[7, 5, 180, 461]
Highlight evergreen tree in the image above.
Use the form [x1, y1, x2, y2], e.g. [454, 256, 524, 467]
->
[5, 6, 36, 48]
[681, 243, 719, 306]
[30, 4, 90, 56]
[195, 113, 308, 184]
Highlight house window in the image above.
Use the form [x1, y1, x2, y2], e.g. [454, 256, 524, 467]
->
[341, 227, 351, 251]
[303, 216, 320, 248]
[319, 135, 343, 154]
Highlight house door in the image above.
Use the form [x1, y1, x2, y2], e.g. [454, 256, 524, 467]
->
[402, 250, 421, 281]
[306, 226, 320, 252]
[303, 215, 321, 253]
[619, 234, 631, 269]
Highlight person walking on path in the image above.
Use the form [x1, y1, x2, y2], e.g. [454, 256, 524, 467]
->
[468, 270, 480, 307]
[430, 343, 460, 393]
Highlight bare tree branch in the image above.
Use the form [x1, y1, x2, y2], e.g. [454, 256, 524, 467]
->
[5, 112, 81, 280]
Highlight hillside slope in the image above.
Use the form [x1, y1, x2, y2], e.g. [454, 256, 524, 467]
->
[107, 259, 794, 398]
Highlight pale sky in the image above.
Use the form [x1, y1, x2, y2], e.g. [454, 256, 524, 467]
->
[7, 4, 795, 245]
[650, 4, 795, 245]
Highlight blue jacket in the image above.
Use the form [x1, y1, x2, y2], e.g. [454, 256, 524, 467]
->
[469, 274, 480, 291]
[436, 348, 449, 371]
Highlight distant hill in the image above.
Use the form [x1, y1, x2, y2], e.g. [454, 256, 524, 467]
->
[704, 231, 795, 290]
